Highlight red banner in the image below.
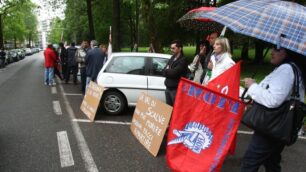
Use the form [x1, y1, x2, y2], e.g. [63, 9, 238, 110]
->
[207, 61, 241, 99]
[206, 61, 242, 154]
[166, 78, 245, 172]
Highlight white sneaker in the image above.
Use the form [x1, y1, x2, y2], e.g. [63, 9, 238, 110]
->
[298, 128, 305, 136]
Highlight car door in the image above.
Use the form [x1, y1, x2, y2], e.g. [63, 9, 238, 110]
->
[98, 55, 148, 105]
[147, 56, 169, 102]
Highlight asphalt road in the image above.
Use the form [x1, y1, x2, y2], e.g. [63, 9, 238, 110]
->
[0, 53, 305, 172]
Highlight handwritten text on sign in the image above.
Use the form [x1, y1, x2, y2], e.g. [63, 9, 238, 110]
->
[80, 81, 104, 122]
[130, 93, 172, 156]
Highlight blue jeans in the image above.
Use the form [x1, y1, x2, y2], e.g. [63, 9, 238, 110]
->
[44, 67, 54, 85]
[241, 132, 285, 172]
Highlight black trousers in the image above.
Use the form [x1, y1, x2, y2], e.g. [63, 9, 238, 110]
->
[165, 88, 177, 106]
[62, 64, 67, 79]
[241, 132, 285, 172]
[80, 67, 86, 94]
[65, 65, 78, 84]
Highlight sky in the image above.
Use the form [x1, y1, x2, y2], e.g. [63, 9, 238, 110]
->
[31, 0, 65, 21]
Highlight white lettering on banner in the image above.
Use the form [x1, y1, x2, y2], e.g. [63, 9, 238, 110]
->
[135, 107, 140, 115]
[132, 118, 142, 130]
[86, 89, 102, 99]
[139, 93, 157, 107]
[134, 128, 152, 149]
[90, 83, 103, 92]
[146, 120, 162, 136]
[145, 107, 165, 125]
[143, 128, 153, 141]
[134, 108, 146, 120]
[221, 85, 229, 95]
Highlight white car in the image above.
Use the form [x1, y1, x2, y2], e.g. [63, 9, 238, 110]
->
[97, 52, 171, 115]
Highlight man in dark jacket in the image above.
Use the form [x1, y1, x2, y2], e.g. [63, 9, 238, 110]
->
[163, 40, 188, 106]
[65, 42, 78, 84]
[85, 40, 105, 87]
[59, 42, 67, 79]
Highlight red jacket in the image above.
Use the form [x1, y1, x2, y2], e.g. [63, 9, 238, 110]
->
[44, 47, 56, 68]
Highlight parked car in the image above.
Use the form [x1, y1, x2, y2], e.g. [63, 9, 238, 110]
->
[5, 50, 13, 64]
[14, 49, 25, 60]
[25, 48, 32, 56]
[96, 52, 171, 115]
[18, 49, 26, 59]
[8, 50, 18, 62]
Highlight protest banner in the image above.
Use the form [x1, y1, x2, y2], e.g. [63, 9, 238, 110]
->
[80, 81, 104, 122]
[167, 78, 245, 172]
[131, 92, 173, 156]
[206, 61, 242, 154]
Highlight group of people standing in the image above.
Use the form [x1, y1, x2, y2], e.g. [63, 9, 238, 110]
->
[163, 32, 235, 106]
[163, 32, 306, 172]
[43, 39, 111, 94]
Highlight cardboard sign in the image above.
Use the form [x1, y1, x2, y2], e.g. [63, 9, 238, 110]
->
[130, 92, 173, 156]
[80, 81, 104, 121]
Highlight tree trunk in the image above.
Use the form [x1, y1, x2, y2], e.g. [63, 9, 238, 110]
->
[254, 39, 265, 64]
[14, 35, 17, 48]
[86, 0, 95, 40]
[135, 0, 139, 44]
[241, 38, 249, 60]
[28, 32, 33, 48]
[128, 14, 135, 51]
[0, 14, 3, 49]
[195, 31, 200, 55]
[142, 1, 162, 53]
[112, 0, 121, 52]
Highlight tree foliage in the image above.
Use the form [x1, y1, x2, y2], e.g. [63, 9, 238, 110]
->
[1, 0, 38, 48]
[48, 17, 64, 43]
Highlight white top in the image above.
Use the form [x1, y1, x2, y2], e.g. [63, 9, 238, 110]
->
[247, 63, 305, 108]
[210, 52, 235, 81]
[188, 55, 203, 84]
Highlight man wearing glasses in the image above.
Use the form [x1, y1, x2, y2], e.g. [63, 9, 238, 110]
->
[163, 40, 188, 106]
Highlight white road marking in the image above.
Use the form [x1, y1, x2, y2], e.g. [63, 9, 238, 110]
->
[57, 131, 75, 167]
[53, 101, 63, 115]
[72, 119, 306, 140]
[72, 119, 131, 125]
[237, 130, 254, 135]
[299, 136, 306, 139]
[51, 87, 57, 94]
[58, 82, 98, 172]
[64, 93, 83, 96]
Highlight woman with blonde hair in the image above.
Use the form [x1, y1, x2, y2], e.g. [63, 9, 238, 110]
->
[202, 37, 235, 85]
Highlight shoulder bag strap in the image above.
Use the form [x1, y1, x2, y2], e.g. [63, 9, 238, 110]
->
[289, 63, 300, 99]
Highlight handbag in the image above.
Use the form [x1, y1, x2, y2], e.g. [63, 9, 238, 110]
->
[242, 63, 306, 145]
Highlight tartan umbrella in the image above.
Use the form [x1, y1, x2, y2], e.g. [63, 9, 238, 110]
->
[201, 0, 306, 56]
[177, 7, 223, 32]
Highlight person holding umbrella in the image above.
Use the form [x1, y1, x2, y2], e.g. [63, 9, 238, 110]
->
[200, 0, 306, 171]
[242, 46, 305, 172]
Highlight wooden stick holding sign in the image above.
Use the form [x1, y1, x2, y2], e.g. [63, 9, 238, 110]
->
[130, 92, 173, 156]
[80, 81, 104, 122]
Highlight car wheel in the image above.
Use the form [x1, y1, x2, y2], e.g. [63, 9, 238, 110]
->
[101, 91, 126, 115]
